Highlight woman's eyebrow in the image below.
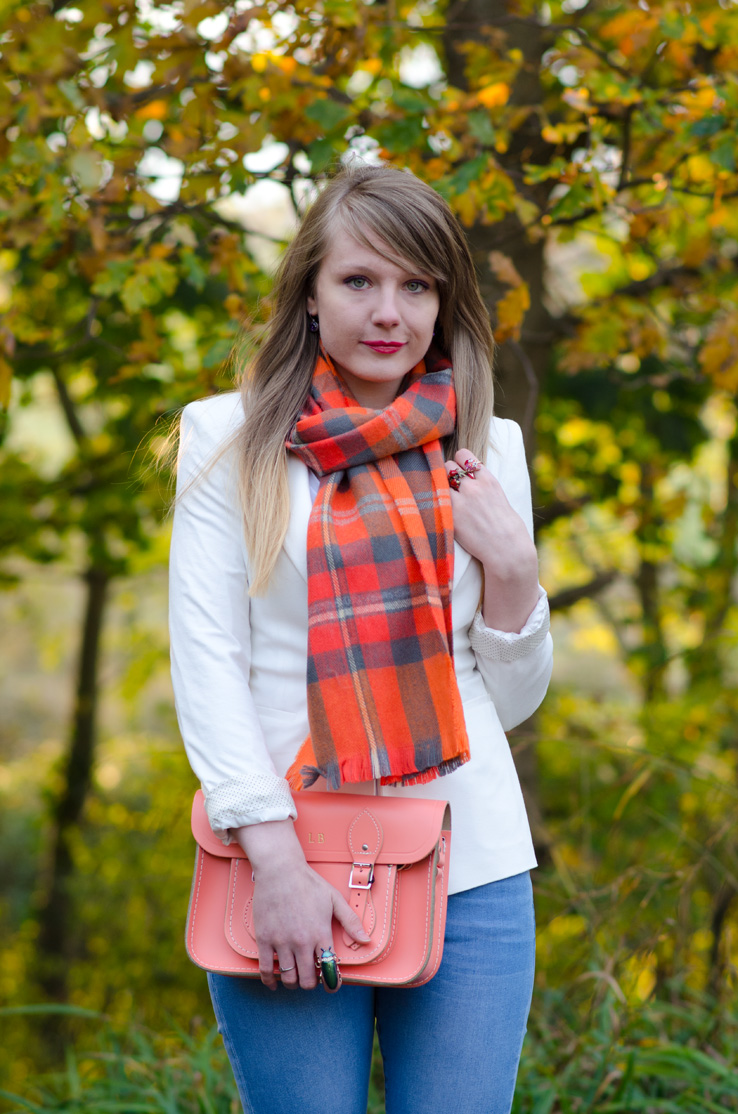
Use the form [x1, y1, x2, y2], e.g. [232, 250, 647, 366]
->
[334, 259, 432, 278]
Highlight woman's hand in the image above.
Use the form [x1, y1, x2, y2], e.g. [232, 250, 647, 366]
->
[446, 449, 540, 634]
[233, 819, 370, 991]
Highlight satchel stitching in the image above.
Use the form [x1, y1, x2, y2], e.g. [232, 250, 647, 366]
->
[368, 866, 400, 967]
[189, 853, 258, 973]
[409, 844, 446, 986]
[348, 808, 381, 855]
[365, 852, 434, 984]
[227, 859, 258, 958]
[186, 849, 206, 964]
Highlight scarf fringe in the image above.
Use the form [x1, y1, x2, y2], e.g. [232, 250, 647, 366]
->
[287, 743, 471, 793]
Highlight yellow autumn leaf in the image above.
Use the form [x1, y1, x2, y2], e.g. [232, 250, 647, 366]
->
[0, 355, 11, 408]
[691, 85, 720, 110]
[627, 259, 651, 281]
[454, 190, 478, 227]
[477, 82, 509, 109]
[686, 154, 714, 183]
[494, 282, 530, 343]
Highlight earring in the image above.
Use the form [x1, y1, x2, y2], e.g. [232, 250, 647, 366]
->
[309, 315, 319, 334]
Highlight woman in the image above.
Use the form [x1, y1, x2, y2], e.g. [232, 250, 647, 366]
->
[170, 162, 552, 1114]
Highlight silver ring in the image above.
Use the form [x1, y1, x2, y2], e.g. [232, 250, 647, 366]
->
[279, 964, 296, 973]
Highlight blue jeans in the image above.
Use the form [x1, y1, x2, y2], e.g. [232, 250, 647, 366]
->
[208, 871, 535, 1114]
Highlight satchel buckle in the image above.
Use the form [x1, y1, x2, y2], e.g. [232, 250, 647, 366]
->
[349, 862, 374, 889]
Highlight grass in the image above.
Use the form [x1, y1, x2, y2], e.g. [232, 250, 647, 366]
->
[2, 987, 737, 1114]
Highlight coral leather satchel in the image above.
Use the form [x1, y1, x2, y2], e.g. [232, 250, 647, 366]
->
[186, 789, 451, 987]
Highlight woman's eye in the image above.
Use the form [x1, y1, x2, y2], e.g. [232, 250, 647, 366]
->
[346, 276, 369, 289]
[406, 280, 429, 293]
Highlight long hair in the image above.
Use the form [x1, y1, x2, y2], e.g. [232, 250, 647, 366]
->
[238, 162, 495, 594]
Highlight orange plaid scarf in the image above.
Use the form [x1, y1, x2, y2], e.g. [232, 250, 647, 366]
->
[284, 349, 470, 791]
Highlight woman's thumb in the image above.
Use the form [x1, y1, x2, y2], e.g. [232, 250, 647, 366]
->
[332, 892, 371, 942]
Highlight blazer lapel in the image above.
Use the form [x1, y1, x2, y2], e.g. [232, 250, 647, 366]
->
[453, 539, 473, 588]
[283, 454, 311, 582]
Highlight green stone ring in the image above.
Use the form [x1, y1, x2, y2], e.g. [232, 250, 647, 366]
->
[316, 947, 341, 992]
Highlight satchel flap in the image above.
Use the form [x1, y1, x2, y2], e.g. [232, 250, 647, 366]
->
[191, 791, 244, 857]
[191, 789, 449, 865]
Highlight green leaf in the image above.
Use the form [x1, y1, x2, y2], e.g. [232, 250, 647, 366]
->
[392, 88, 431, 113]
[689, 115, 725, 137]
[307, 137, 337, 173]
[445, 155, 487, 194]
[68, 150, 104, 191]
[202, 337, 233, 368]
[548, 179, 591, 221]
[120, 259, 179, 313]
[468, 109, 497, 146]
[57, 78, 85, 110]
[91, 260, 136, 297]
[374, 117, 426, 152]
[712, 136, 736, 172]
[304, 98, 352, 132]
[180, 249, 207, 292]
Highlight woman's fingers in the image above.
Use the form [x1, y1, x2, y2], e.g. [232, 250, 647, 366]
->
[257, 946, 278, 991]
[276, 951, 299, 990]
[294, 941, 320, 990]
[445, 450, 484, 491]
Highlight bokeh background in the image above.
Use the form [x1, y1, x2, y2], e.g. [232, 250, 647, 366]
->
[1, 0, 737, 1110]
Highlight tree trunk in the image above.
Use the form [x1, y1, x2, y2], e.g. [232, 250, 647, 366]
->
[442, 0, 556, 447]
[37, 565, 110, 1000]
[442, 1, 554, 838]
[634, 466, 667, 703]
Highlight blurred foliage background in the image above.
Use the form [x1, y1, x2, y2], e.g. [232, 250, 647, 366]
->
[1, 0, 737, 1110]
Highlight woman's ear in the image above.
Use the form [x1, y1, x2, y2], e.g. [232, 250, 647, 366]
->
[306, 293, 318, 315]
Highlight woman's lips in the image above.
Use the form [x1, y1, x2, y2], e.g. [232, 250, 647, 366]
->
[361, 341, 407, 353]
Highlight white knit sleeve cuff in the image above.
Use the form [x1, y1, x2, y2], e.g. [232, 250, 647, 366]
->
[204, 773, 298, 844]
[469, 586, 550, 663]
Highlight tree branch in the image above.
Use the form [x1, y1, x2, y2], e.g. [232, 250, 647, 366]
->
[50, 368, 87, 447]
[536, 495, 594, 529]
[549, 570, 618, 611]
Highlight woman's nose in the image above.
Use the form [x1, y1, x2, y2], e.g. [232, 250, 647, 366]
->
[372, 286, 401, 327]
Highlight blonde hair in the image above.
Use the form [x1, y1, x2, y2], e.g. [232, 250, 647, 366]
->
[238, 162, 495, 594]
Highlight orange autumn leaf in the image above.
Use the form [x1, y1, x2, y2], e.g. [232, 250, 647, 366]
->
[494, 282, 530, 343]
[477, 82, 509, 109]
[489, 251, 524, 288]
[699, 311, 738, 391]
[136, 100, 167, 121]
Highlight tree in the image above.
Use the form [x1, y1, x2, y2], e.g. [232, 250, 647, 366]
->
[1, 0, 737, 1000]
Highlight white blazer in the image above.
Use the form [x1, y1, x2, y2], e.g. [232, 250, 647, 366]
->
[169, 392, 553, 894]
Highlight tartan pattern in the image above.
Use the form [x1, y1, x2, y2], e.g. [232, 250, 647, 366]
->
[284, 349, 470, 791]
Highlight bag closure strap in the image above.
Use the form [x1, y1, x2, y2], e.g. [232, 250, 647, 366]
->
[345, 807, 384, 946]
[347, 807, 383, 884]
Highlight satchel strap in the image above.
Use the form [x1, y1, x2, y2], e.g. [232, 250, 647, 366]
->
[344, 808, 384, 947]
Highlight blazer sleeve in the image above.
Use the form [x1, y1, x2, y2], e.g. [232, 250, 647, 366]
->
[469, 418, 553, 732]
[169, 398, 297, 840]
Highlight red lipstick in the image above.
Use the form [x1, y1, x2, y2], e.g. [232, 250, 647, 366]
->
[362, 341, 406, 353]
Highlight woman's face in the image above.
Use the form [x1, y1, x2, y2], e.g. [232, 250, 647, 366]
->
[306, 227, 440, 409]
